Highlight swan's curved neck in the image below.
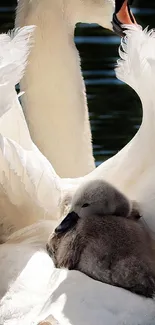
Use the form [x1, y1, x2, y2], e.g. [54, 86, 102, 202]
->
[16, 0, 95, 177]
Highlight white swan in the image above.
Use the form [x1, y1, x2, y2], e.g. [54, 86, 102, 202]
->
[0, 22, 155, 242]
[15, 0, 155, 234]
[0, 25, 155, 324]
[15, 0, 114, 177]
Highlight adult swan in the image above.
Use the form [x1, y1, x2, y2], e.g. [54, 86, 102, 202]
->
[0, 25, 155, 324]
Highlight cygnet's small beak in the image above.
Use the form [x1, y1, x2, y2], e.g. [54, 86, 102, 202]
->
[55, 211, 79, 234]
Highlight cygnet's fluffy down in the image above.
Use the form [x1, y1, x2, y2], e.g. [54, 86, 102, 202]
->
[47, 180, 155, 298]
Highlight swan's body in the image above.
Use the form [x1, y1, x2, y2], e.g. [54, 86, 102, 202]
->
[15, 0, 114, 177]
[1, 220, 155, 325]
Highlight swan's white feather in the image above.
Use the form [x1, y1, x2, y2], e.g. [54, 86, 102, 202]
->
[0, 27, 63, 239]
[0, 26, 34, 148]
[116, 25, 155, 97]
[0, 26, 35, 120]
[0, 26, 35, 86]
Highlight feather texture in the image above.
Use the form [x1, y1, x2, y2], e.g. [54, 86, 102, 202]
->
[116, 25, 155, 100]
[0, 26, 63, 238]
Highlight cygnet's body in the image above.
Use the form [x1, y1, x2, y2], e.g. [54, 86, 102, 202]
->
[47, 180, 155, 298]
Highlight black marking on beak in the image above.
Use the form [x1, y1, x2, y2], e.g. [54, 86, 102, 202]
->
[55, 212, 79, 234]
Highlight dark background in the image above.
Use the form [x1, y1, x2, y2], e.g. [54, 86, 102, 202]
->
[0, 1, 155, 165]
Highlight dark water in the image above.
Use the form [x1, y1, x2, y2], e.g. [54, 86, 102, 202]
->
[0, 1, 155, 166]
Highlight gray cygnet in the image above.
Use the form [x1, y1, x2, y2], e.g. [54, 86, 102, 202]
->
[47, 180, 155, 298]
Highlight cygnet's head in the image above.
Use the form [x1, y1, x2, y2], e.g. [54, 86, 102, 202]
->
[54, 179, 140, 234]
[71, 179, 132, 217]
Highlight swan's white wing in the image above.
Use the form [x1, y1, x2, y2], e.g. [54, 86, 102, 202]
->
[83, 27, 155, 235]
[0, 136, 63, 237]
[111, 26, 155, 233]
[117, 26, 155, 100]
[0, 27, 64, 237]
[0, 26, 35, 149]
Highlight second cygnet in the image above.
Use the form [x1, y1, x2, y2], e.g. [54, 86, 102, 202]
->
[47, 179, 155, 298]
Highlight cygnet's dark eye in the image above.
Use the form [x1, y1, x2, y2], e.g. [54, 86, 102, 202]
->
[82, 203, 90, 208]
